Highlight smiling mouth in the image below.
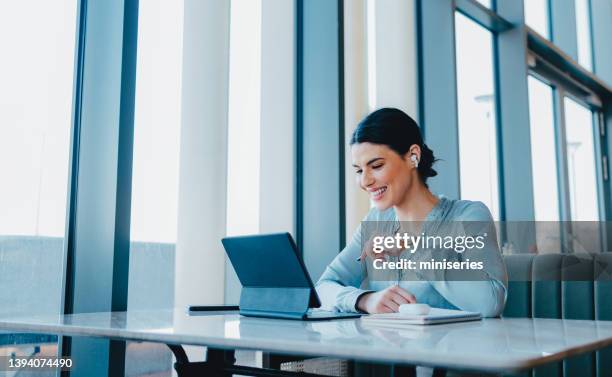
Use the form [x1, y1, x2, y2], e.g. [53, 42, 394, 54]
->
[371, 186, 387, 200]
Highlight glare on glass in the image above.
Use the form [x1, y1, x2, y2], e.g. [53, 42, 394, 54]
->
[128, 0, 183, 316]
[524, 0, 549, 39]
[0, 0, 77, 361]
[130, 0, 184, 244]
[455, 12, 500, 220]
[227, 0, 262, 237]
[127, 0, 184, 315]
[366, 0, 377, 110]
[575, 0, 593, 70]
[0, 3, 76, 239]
[528, 76, 559, 222]
[475, 0, 492, 9]
[126, 0, 185, 372]
[564, 97, 599, 221]
[0, 0, 76, 317]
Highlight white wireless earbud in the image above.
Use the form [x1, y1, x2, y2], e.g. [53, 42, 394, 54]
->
[411, 154, 419, 168]
[399, 303, 431, 316]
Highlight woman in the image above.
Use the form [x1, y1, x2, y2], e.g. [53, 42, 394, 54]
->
[316, 108, 507, 317]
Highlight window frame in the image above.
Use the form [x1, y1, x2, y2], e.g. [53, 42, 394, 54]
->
[526, 73, 563, 222]
[527, 69, 607, 251]
[528, 52, 606, 222]
[419, 0, 612, 252]
[453, 9, 503, 220]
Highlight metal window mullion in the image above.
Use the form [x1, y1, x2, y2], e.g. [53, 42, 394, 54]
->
[528, 49, 602, 110]
[60, 0, 138, 376]
[604, 105, 612, 225]
[592, 111, 606, 220]
[554, 87, 573, 252]
[337, 0, 346, 252]
[295, 0, 304, 254]
[549, 0, 578, 60]
[591, 111, 608, 252]
[546, 0, 553, 39]
[527, 30, 612, 101]
[592, 2, 612, 83]
[59, 0, 88, 369]
[492, 29, 507, 233]
[586, 0, 596, 74]
[455, 0, 512, 33]
[419, 0, 460, 199]
[496, 0, 537, 234]
[297, 0, 345, 280]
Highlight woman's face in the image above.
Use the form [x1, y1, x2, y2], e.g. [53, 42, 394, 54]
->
[351, 142, 416, 211]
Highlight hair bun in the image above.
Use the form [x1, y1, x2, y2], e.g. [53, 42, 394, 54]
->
[418, 143, 438, 178]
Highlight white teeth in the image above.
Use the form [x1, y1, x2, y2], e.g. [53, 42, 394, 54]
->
[373, 187, 387, 196]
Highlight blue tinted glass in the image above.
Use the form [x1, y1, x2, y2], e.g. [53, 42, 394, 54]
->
[575, 0, 593, 70]
[564, 97, 599, 221]
[455, 12, 500, 220]
[528, 76, 560, 222]
[0, 0, 77, 362]
[524, 0, 550, 38]
[126, 0, 184, 374]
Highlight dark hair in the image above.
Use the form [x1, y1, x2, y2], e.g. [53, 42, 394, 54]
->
[350, 108, 438, 185]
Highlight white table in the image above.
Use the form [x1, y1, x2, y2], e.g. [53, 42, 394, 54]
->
[2, 309, 612, 376]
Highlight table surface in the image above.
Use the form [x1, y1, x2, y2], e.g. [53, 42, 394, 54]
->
[2, 309, 612, 373]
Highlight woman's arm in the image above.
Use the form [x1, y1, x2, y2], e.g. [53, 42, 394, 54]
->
[315, 216, 373, 312]
[429, 279, 506, 317]
[417, 201, 508, 317]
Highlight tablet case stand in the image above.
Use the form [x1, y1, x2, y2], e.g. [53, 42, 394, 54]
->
[239, 286, 319, 320]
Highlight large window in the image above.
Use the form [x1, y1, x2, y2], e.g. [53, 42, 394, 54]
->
[528, 76, 563, 253]
[564, 96, 599, 221]
[127, 0, 184, 375]
[455, 12, 500, 220]
[129, 0, 183, 311]
[227, 0, 262, 238]
[0, 0, 77, 363]
[528, 76, 560, 222]
[224, 0, 264, 368]
[225, 0, 262, 299]
[527, 71, 603, 252]
[366, 0, 377, 110]
[524, 0, 549, 38]
[575, 0, 593, 70]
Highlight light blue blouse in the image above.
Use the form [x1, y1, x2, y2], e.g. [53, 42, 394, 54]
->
[315, 197, 508, 317]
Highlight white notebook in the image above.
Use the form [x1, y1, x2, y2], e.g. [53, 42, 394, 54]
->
[361, 308, 481, 326]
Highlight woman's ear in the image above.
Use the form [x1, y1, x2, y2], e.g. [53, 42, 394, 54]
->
[408, 144, 421, 162]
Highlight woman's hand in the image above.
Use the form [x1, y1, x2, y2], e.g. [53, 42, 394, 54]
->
[356, 285, 417, 313]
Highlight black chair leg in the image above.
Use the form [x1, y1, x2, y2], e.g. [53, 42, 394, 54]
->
[432, 368, 447, 377]
[392, 365, 417, 377]
[392, 365, 446, 377]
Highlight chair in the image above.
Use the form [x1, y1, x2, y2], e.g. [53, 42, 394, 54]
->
[503, 252, 612, 377]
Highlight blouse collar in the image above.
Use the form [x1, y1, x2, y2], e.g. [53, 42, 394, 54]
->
[391, 195, 452, 233]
